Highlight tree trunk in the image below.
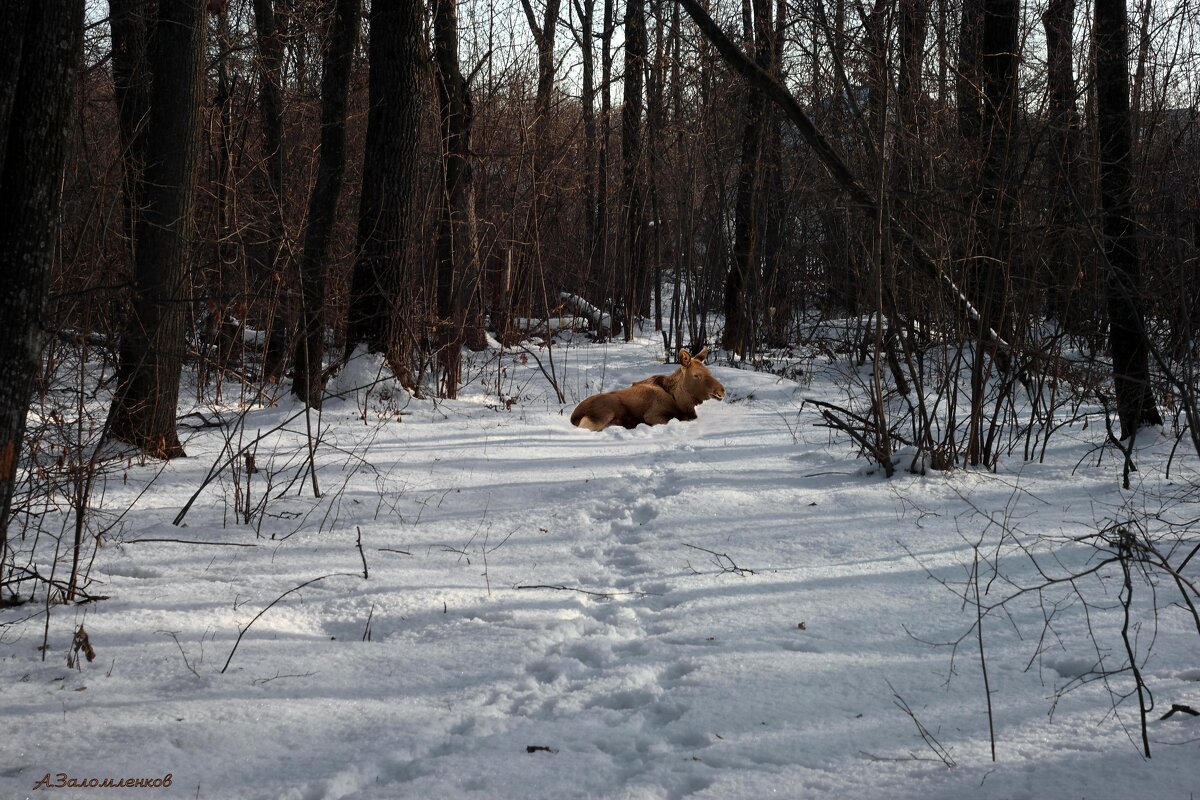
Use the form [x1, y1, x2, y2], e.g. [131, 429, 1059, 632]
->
[433, 0, 484, 397]
[723, 0, 771, 356]
[1042, 0, 1082, 325]
[254, 0, 292, 382]
[346, 0, 423, 365]
[0, 0, 83, 586]
[761, 0, 788, 348]
[956, 0, 983, 141]
[978, 0, 1018, 327]
[621, 0, 647, 339]
[108, 0, 206, 459]
[960, 0, 1019, 466]
[1094, 0, 1162, 438]
[291, 0, 361, 408]
[598, 0, 614, 321]
[647, 0, 667, 333]
[520, 0, 563, 307]
[210, 5, 237, 376]
[574, 0, 599, 284]
[109, 0, 150, 256]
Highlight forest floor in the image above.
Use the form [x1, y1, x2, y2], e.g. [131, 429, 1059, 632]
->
[2, 328, 1198, 799]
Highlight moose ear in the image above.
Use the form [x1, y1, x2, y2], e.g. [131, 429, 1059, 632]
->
[678, 348, 692, 366]
[693, 346, 709, 362]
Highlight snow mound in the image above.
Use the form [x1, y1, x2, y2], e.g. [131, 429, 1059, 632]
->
[324, 346, 411, 413]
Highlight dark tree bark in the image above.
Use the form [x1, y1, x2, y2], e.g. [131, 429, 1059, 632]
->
[1094, 0, 1162, 438]
[1042, 0, 1082, 324]
[956, 0, 983, 140]
[109, 0, 150, 255]
[961, 0, 1019, 466]
[521, 0, 563, 147]
[346, 0, 423, 363]
[572, 0, 599, 278]
[897, 0, 928, 160]
[519, 0, 564, 304]
[291, 0, 361, 408]
[0, 0, 83, 586]
[598, 0, 615, 314]
[647, 0, 667, 333]
[978, 0, 1019, 304]
[108, 0, 207, 459]
[0, 3, 28, 161]
[253, 0, 292, 381]
[761, 0, 788, 348]
[723, 0, 771, 356]
[433, 0, 484, 397]
[209, 5, 237, 371]
[621, 0, 647, 339]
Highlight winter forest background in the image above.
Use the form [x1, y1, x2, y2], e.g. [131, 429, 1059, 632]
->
[1, 0, 1199, 797]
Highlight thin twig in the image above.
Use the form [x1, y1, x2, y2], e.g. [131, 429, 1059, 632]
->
[514, 584, 652, 599]
[120, 538, 259, 548]
[220, 573, 357, 674]
[683, 543, 755, 576]
[355, 526, 368, 579]
[972, 546, 997, 761]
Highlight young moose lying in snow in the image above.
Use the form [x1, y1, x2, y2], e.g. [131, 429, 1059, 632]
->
[571, 347, 726, 431]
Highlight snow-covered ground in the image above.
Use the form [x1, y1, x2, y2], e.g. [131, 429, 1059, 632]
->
[2, 331, 1198, 799]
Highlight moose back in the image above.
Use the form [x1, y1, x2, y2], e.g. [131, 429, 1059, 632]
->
[571, 347, 725, 431]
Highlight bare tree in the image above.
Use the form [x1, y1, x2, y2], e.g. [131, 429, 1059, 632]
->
[292, 0, 361, 408]
[1094, 0, 1162, 439]
[520, 0, 564, 311]
[346, 0, 425, 367]
[963, 0, 1020, 466]
[433, 0, 484, 396]
[0, 0, 84, 590]
[253, 0, 292, 381]
[621, 0, 647, 339]
[570, 0, 600, 278]
[722, 0, 772, 357]
[1042, 0, 1083, 325]
[109, 0, 150, 253]
[108, 0, 207, 459]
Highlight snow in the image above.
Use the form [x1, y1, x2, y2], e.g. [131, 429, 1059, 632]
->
[2, 331, 1198, 800]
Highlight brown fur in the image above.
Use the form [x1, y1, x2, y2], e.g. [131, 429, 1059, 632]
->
[571, 347, 725, 431]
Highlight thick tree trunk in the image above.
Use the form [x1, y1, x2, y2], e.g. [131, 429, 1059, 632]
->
[575, 0, 599, 282]
[0, 0, 83, 585]
[621, 0, 647, 339]
[433, 0, 484, 397]
[1094, 0, 1162, 438]
[108, 0, 206, 459]
[956, 0, 983, 141]
[253, 0, 292, 381]
[346, 0, 423, 364]
[109, 0, 150, 256]
[961, 0, 1019, 466]
[724, 0, 771, 356]
[978, 0, 1018, 325]
[291, 0, 361, 408]
[0, 3, 28, 160]
[210, 6, 237, 374]
[1042, 0, 1082, 324]
[761, 0, 788, 348]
